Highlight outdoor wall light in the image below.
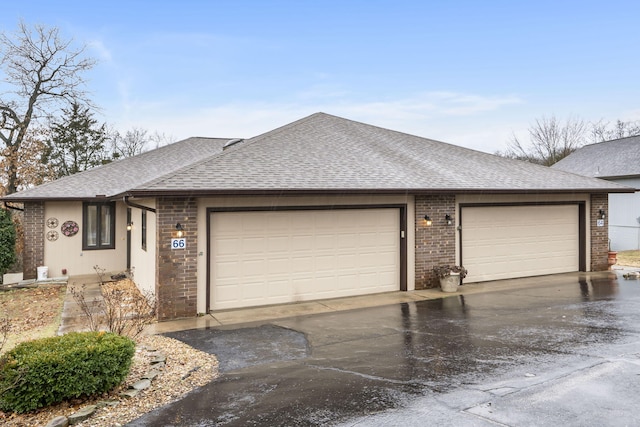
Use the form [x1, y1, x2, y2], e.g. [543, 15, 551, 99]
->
[126, 221, 133, 231]
[424, 215, 433, 226]
[445, 214, 453, 226]
[175, 222, 184, 237]
[598, 209, 606, 220]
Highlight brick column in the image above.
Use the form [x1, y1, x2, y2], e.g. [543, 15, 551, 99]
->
[415, 195, 456, 289]
[590, 193, 609, 271]
[23, 202, 44, 280]
[156, 197, 198, 319]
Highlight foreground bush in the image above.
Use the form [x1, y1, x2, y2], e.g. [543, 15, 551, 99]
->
[0, 208, 16, 277]
[0, 331, 135, 413]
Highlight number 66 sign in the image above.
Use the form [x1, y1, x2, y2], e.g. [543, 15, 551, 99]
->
[171, 238, 186, 249]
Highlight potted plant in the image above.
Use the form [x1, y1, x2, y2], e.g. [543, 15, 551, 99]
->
[607, 239, 617, 269]
[433, 265, 468, 293]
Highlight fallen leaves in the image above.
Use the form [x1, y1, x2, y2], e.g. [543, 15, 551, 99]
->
[0, 283, 220, 427]
[0, 285, 66, 353]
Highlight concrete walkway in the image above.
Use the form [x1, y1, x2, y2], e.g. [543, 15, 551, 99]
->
[58, 269, 636, 335]
[58, 274, 106, 335]
[149, 271, 623, 334]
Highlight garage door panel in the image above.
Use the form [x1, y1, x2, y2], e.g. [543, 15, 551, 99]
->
[211, 208, 400, 310]
[462, 205, 579, 283]
[291, 234, 313, 248]
[240, 259, 265, 276]
[243, 237, 266, 254]
[216, 284, 241, 302]
[215, 261, 242, 279]
[291, 256, 314, 272]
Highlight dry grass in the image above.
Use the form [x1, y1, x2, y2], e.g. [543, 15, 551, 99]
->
[1, 335, 218, 427]
[0, 282, 219, 427]
[0, 285, 66, 354]
[616, 250, 640, 268]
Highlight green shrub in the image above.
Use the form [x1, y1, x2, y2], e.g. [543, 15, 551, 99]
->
[0, 208, 16, 276]
[0, 331, 135, 413]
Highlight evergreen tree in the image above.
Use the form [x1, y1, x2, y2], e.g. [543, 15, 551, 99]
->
[45, 103, 111, 177]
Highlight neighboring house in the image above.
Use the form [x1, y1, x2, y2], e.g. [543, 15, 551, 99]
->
[552, 136, 640, 251]
[2, 113, 633, 320]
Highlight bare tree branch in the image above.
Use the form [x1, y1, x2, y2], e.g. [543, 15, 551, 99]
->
[499, 115, 587, 166]
[0, 21, 95, 194]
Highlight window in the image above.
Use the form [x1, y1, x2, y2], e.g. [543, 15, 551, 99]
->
[83, 202, 115, 250]
[141, 210, 147, 251]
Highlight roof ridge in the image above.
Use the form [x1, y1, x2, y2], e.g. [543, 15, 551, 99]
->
[582, 134, 640, 148]
[243, 112, 327, 144]
[127, 144, 233, 192]
[133, 113, 329, 191]
[312, 112, 514, 161]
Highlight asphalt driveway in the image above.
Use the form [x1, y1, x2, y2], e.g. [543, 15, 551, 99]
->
[127, 270, 640, 426]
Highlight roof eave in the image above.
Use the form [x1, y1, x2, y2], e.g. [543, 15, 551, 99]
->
[595, 174, 640, 181]
[0, 195, 119, 203]
[124, 187, 635, 198]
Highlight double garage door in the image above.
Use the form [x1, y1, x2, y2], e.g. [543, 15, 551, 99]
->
[210, 208, 401, 310]
[461, 204, 581, 283]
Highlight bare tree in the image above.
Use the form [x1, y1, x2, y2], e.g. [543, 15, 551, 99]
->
[0, 22, 95, 194]
[499, 116, 640, 166]
[111, 127, 149, 158]
[109, 128, 176, 157]
[149, 130, 175, 149]
[590, 119, 640, 142]
[70, 266, 157, 339]
[499, 116, 588, 166]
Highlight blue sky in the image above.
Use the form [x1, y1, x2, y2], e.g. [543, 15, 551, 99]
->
[2, 0, 639, 153]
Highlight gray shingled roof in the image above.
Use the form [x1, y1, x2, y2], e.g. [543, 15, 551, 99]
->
[552, 135, 640, 179]
[3, 137, 229, 200]
[131, 113, 630, 195]
[3, 113, 632, 201]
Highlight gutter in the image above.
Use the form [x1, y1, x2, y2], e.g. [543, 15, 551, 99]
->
[3, 202, 24, 212]
[123, 196, 156, 213]
[123, 187, 636, 198]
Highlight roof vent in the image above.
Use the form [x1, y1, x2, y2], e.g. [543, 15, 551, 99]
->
[223, 138, 244, 150]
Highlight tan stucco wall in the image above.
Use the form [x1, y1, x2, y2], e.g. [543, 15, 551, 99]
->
[128, 199, 157, 296]
[196, 194, 416, 315]
[43, 201, 128, 277]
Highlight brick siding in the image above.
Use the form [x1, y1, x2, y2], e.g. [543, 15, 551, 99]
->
[23, 202, 44, 280]
[415, 195, 456, 289]
[155, 197, 198, 319]
[590, 193, 609, 271]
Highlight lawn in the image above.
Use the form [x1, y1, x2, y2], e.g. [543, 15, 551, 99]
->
[616, 250, 640, 268]
[0, 285, 66, 354]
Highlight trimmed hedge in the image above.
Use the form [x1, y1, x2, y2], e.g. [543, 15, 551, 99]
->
[0, 331, 135, 413]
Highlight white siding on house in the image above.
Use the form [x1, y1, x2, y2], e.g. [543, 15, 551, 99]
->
[609, 177, 640, 251]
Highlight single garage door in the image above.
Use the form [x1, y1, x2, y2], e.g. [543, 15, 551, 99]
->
[210, 208, 400, 310]
[461, 205, 580, 283]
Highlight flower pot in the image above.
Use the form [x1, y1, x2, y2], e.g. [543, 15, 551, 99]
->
[439, 272, 461, 293]
[608, 251, 618, 269]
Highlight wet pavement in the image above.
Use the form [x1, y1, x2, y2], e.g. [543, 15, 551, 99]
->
[127, 270, 640, 426]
